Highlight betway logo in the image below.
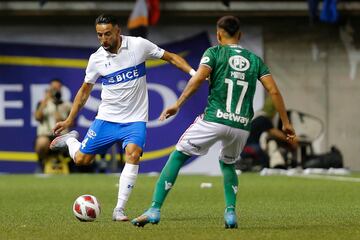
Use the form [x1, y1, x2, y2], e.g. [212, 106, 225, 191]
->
[216, 109, 249, 125]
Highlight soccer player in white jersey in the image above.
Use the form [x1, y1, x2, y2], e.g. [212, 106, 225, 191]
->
[50, 14, 196, 221]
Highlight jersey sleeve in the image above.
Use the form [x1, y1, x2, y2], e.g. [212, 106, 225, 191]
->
[141, 37, 165, 59]
[200, 48, 216, 69]
[84, 54, 100, 84]
[258, 57, 271, 79]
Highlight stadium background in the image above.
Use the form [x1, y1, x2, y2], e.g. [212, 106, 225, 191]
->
[0, 0, 359, 173]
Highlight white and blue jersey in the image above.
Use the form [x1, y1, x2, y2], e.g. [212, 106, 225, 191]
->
[80, 36, 164, 153]
[84, 35, 165, 123]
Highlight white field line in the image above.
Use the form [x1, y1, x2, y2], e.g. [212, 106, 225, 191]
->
[289, 174, 360, 183]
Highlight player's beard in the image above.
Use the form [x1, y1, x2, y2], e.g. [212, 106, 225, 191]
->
[102, 42, 115, 53]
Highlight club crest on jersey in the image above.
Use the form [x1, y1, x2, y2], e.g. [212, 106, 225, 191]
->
[200, 56, 210, 64]
[229, 55, 250, 72]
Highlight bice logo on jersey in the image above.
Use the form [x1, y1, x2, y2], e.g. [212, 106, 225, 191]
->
[109, 69, 139, 84]
[229, 55, 250, 71]
[101, 62, 146, 85]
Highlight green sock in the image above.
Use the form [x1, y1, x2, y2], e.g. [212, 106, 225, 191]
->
[151, 150, 190, 209]
[219, 161, 238, 211]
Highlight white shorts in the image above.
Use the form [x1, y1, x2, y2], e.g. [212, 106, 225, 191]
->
[176, 115, 250, 164]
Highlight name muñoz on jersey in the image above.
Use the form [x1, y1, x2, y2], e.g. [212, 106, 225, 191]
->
[200, 44, 270, 131]
[84, 35, 165, 123]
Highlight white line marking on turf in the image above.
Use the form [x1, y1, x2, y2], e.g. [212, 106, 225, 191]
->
[290, 174, 360, 183]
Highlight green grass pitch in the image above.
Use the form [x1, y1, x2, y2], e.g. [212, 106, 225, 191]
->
[1, 173, 360, 240]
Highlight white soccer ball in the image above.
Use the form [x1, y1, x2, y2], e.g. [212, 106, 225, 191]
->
[72, 194, 101, 222]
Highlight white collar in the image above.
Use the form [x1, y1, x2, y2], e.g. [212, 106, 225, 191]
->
[227, 43, 243, 48]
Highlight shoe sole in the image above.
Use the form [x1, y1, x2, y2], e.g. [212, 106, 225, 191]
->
[112, 217, 130, 222]
[49, 137, 64, 150]
[131, 216, 159, 227]
[132, 221, 159, 228]
[225, 222, 238, 229]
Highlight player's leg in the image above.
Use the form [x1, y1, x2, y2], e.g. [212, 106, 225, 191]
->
[219, 127, 249, 229]
[149, 116, 216, 209]
[72, 151, 96, 166]
[50, 120, 116, 166]
[131, 150, 190, 227]
[220, 160, 238, 229]
[113, 143, 141, 221]
[50, 130, 91, 165]
[151, 150, 190, 209]
[35, 135, 51, 172]
[113, 122, 146, 221]
[50, 130, 82, 161]
[132, 116, 218, 227]
[131, 150, 192, 227]
[63, 133, 95, 166]
[76, 120, 120, 166]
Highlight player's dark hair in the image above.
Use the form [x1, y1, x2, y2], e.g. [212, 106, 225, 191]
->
[95, 14, 119, 26]
[217, 16, 240, 37]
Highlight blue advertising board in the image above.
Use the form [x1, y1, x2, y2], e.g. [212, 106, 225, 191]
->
[0, 33, 210, 173]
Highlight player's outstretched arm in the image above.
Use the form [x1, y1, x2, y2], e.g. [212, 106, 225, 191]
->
[159, 65, 211, 121]
[53, 82, 93, 135]
[260, 75, 296, 141]
[161, 51, 196, 76]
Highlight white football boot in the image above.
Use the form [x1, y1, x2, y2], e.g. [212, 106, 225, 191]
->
[112, 208, 129, 222]
[50, 130, 79, 151]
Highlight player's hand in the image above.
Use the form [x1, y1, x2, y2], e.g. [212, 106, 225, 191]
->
[159, 104, 179, 121]
[53, 119, 72, 136]
[282, 123, 296, 142]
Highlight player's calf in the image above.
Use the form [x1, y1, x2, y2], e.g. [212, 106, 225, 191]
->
[73, 152, 95, 166]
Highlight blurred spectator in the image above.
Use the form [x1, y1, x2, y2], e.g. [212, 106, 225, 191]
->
[34, 79, 72, 172]
[240, 97, 298, 170]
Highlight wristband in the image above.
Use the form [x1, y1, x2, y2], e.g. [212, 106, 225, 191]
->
[189, 69, 196, 76]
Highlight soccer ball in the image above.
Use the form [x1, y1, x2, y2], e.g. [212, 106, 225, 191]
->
[72, 194, 101, 222]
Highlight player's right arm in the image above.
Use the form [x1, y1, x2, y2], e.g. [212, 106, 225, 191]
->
[259, 75, 296, 141]
[53, 82, 93, 135]
[53, 54, 98, 135]
[159, 47, 215, 120]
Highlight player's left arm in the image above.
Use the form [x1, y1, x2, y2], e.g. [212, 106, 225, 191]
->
[161, 51, 196, 76]
[260, 74, 296, 141]
[159, 65, 211, 121]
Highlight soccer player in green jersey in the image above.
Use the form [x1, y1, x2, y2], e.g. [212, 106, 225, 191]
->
[132, 15, 296, 229]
